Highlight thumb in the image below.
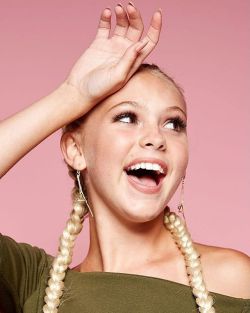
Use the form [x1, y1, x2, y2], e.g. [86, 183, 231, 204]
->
[114, 40, 148, 81]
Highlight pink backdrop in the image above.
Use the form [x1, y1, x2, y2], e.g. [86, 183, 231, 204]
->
[0, 0, 249, 266]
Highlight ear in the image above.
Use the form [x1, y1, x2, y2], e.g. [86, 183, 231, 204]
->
[60, 131, 86, 171]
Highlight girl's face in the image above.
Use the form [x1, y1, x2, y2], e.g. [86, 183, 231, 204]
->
[79, 71, 188, 223]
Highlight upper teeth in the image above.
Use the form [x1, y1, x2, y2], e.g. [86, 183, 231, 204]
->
[127, 162, 165, 174]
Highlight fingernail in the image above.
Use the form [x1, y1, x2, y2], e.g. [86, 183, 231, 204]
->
[116, 3, 123, 7]
[157, 8, 162, 13]
[128, 1, 135, 7]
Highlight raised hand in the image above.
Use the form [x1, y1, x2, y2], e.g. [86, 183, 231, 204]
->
[66, 3, 162, 107]
[0, 3, 162, 178]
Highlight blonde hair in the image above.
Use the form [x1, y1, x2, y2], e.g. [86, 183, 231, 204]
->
[42, 64, 215, 313]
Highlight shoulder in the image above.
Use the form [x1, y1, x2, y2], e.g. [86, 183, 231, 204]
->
[194, 242, 250, 299]
[0, 233, 53, 272]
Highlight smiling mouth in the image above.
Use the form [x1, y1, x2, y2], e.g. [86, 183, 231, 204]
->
[125, 168, 166, 187]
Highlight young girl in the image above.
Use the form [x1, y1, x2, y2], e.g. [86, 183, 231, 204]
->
[0, 3, 249, 313]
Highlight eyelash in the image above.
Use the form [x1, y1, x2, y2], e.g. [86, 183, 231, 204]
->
[112, 111, 187, 132]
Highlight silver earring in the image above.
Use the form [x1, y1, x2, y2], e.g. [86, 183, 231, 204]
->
[177, 176, 186, 223]
[76, 170, 94, 218]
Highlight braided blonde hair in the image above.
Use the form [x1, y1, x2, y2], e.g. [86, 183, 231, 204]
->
[164, 211, 215, 312]
[42, 182, 88, 313]
[42, 64, 216, 312]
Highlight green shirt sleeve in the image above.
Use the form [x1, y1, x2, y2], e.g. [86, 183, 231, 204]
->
[0, 233, 51, 313]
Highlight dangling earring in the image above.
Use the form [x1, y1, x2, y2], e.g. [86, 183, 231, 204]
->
[177, 176, 186, 223]
[76, 170, 94, 218]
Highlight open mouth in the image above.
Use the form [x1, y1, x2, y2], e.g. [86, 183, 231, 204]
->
[125, 168, 166, 187]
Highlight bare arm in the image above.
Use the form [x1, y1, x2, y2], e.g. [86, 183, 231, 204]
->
[0, 83, 89, 178]
[0, 4, 162, 178]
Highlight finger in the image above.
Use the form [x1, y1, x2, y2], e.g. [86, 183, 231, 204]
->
[144, 9, 162, 46]
[126, 48, 149, 79]
[129, 40, 157, 76]
[122, 7, 162, 66]
[125, 10, 163, 79]
[128, 9, 162, 61]
[112, 9, 162, 83]
[125, 2, 144, 42]
[114, 41, 146, 81]
[113, 4, 129, 38]
[126, 41, 158, 80]
[95, 8, 112, 39]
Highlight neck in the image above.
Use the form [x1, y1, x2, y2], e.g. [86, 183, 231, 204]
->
[78, 206, 176, 274]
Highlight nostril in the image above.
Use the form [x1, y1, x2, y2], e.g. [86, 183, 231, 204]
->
[144, 142, 165, 150]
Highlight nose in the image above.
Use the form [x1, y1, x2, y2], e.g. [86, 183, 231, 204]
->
[138, 126, 166, 151]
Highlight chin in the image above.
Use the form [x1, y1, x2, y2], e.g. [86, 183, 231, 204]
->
[120, 207, 163, 224]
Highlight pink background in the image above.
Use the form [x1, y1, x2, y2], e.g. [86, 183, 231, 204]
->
[0, 0, 249, 266]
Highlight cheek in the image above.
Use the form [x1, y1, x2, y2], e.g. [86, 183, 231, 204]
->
[84, 128, 134, 172]
[171, 138, 189, 171]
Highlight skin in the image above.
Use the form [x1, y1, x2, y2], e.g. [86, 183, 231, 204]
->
[61, 70, 188, 274]
[1, 0, 248, 301]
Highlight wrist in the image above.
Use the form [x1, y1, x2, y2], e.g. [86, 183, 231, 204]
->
[56, 81, 94, 120]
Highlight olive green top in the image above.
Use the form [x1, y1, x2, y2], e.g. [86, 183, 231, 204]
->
[0, 234, 249, 313]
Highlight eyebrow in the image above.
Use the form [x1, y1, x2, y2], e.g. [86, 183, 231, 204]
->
[108, 101, 187, 118]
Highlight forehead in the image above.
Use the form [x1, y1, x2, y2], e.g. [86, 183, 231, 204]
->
[103, 71, 186, 112]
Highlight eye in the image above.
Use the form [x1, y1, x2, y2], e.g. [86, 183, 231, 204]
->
[112, 111, 137, 124]
[164, 116, 187, 132]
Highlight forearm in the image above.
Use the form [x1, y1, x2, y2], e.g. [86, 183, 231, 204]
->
[0, 82, 90, 178]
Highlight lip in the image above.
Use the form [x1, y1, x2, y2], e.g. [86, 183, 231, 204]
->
[124, 157, 168, 194]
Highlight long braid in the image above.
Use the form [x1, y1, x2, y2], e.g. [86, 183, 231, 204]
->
[164, 210, 216, 313]
[42, 176, 88, 313]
